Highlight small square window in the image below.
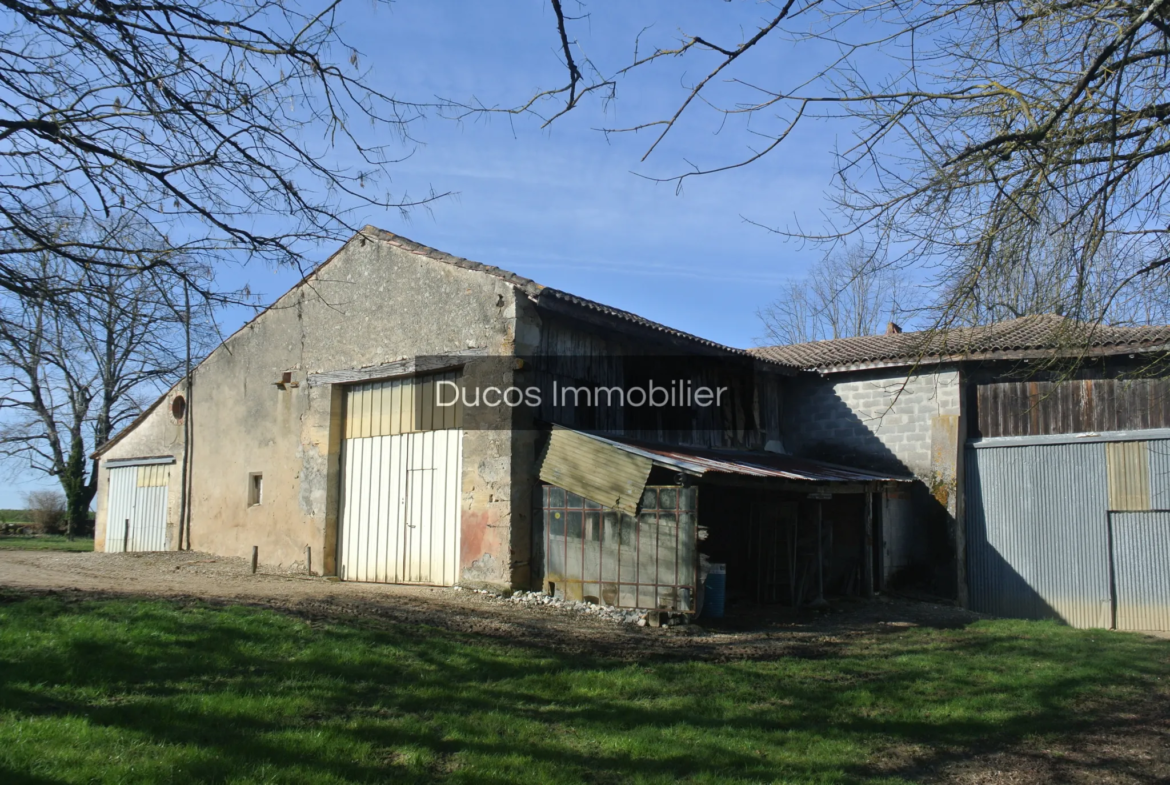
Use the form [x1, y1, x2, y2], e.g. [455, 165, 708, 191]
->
[248, 473, 263, 506]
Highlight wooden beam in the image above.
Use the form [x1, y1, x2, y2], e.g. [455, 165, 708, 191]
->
[307, 348, 487, 387]
[863, 485, 875, 598]
[813, 502, 825, 606]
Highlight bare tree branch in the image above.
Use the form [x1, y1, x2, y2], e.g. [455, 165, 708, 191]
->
[510, 0, 1170, 337]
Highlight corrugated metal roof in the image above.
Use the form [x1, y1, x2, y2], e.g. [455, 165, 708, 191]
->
[751, 314, 1170, 372]
[556, 427, 911, 484]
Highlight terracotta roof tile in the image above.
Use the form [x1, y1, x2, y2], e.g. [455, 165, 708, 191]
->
[750, 314, 1170, 371]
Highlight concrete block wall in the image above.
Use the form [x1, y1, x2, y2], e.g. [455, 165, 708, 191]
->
[784, 366, 961, 479]
[782, 365, 966, 600]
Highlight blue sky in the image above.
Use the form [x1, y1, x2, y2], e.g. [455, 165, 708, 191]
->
[2, 2, 865, 507]
[219, 1, 848, 347]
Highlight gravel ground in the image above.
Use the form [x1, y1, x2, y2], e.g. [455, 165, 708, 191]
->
[2, 549, 1168, 783]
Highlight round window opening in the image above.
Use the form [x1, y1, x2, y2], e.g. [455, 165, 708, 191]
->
[171, 395, 187, 421]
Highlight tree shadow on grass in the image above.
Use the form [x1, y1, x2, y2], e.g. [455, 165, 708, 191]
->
[1, 589, 1168, 784]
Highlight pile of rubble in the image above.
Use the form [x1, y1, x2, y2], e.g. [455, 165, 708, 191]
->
[454, 586, 689, 627]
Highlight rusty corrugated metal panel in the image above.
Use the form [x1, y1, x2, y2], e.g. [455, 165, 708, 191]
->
[556, 428, 910, 484]
[1112, 512, 1170, 631]
[965, 441, 1113, 628]
[539, 426, 652, 515]
[539, 426, 909, 524]
[633, 445, 905, 482]
[1106, 441, 1151, 510]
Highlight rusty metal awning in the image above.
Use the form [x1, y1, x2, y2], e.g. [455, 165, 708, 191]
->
[546, 426, 912, 486]
[538, 426, 652, 515]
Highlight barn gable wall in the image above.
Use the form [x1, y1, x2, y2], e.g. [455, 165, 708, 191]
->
[96, 232, 539, 588]
[93, 389, 187, 552]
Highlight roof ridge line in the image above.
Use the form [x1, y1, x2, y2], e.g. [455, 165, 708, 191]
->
[361, 226, 794, 365]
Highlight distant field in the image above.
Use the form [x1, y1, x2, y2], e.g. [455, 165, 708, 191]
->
[0, 535, 94, 552]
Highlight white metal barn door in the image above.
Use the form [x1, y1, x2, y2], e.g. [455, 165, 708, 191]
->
[104, 463, 170, 552]
[1111, 511, 1170, 631]
[338, 372, 463, 585]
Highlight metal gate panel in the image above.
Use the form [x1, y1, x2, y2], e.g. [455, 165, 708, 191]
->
[339, 427, 462, 586]
[542, 484, 698, 611]
[105, 466, 137, 553]
[966, 441, 1111, 627]
[1111, 511, 1170, 631]
[104, 464, 169, 553]
[401, 430, 461, 585]
[132, 466, 169, 552]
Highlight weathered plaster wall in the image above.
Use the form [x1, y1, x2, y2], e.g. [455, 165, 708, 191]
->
[783, 366, 966, 599]
[95, 229, 538, 589]
[93, 388, 187, 552]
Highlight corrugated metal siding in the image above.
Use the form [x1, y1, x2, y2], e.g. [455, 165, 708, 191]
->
[1106, 441, 1151, 510]
[338, 375, 463, 586]
[1111, 512, 1170, 631]
[965, 441, 1112, 627]
[129, 483, 169, 552]
[136, 463, 169, 488]
[539, 426, 653, 515]
[105, 466, 136, 553]
[104, 464, 169, 553]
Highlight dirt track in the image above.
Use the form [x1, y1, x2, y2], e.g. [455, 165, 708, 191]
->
[0, 548, 983, 662]
[2, 549, 1169, 783]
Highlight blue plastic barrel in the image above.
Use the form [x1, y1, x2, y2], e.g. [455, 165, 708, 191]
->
[703, 563, 727, 619]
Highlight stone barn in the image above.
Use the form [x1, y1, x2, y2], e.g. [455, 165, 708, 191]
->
[93, 227, 907, 605]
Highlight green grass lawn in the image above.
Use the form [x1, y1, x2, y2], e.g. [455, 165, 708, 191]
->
[0, 592, 1167, 784]
[0, 535, 94, 552]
